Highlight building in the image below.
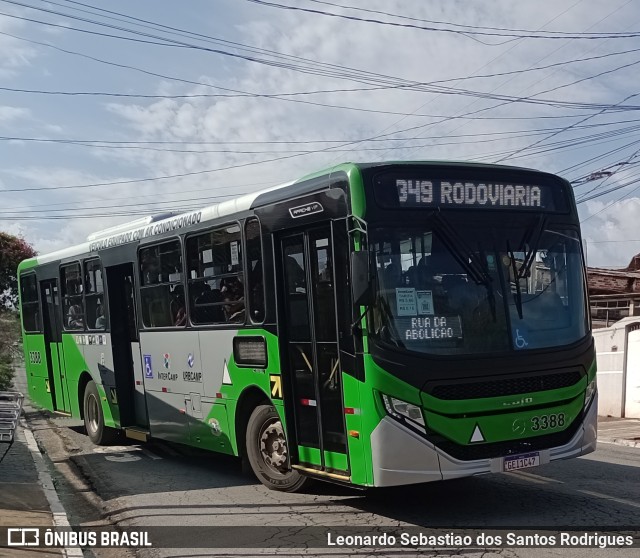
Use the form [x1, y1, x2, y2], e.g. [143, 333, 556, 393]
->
[588, 254, 640, 417]
[588, 253, 640, 328]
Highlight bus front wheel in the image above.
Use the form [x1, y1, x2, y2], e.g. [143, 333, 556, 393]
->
[245, 404, 309, 492]
[83, 380, 117, 445]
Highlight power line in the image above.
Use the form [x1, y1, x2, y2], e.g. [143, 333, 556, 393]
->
[9, 123, 640, 154]
[392, 0, 635, 163]
[496, 93, 640, 163]
[5, 119, 640, 147]
[305, 0, 634, 37]
[4, 119, 640, 196]
[4, 6, 640, 113]
[4, 44, 640, 98]
[244, 0, 640, 40]
[580, 177, 640, 223]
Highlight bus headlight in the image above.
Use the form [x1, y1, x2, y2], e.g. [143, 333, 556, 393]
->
[381, 394, 426, 434]
[584, 379, 597, 409]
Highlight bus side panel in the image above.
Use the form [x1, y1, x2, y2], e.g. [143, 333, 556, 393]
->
[139, 330, 198, 444]
[60, 333, 85, 417]
[199, 329, 283, 457]
[81, 333, 119, 428]
[341, 373, 366, 485]
[361, 355, 426, 486]
[193, 400, 234, 454]
[212, 329, 283, 454]
[23, 334, 53, 410]
[60, 334, 119, 427]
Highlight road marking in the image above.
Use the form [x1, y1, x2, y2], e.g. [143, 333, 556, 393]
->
[577, 489, 640, 509]
[21, 419, 84, 558]
[104, 453, 141, 463]
[92, 445, 136, 453]
[508, 470, 564, 484]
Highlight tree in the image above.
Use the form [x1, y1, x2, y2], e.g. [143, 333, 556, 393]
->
[0, 313, 19, 390]
[0, 232, 37, 309]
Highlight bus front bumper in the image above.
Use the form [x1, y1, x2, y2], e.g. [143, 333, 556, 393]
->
[369, 394, 598, 487]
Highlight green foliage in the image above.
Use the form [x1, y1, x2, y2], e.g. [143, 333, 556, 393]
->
[0, 353, 13, 391]
[0, 312, 20, 391]
[0, 232, 37, 308]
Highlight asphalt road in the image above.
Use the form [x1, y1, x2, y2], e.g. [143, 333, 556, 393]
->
[26, 409, 640, 558]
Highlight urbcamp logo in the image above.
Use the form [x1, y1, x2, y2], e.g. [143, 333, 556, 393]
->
[187, 353, 194, 368]
[163, 353, 171, 369]
[289, 201, 324, 219]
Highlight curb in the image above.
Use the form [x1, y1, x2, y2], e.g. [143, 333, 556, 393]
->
[612, 438, 640, 448]
[20, 418, 84, 558]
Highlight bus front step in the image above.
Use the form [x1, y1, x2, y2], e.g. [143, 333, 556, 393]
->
[124, 427, 149, 442]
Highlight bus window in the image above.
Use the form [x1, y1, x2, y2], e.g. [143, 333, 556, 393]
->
[61, 263, 85, 330]
[19, 273, 41, 333]
[84, 259, 105, 330]
[139, 240, 185, 328]
[186, 224, 245, 325]
[245, 218, 265, 323]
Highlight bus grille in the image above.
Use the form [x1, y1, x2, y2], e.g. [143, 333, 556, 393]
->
[434, 415, 582, 461]
[429, 370, 582, 400]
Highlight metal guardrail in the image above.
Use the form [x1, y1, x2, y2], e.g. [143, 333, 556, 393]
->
[0, 391, 23, 443]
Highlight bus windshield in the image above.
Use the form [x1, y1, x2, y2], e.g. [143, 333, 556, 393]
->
[369, 217, 588, 355]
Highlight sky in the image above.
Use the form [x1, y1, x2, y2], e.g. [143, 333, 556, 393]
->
[1, 0, 640, 268]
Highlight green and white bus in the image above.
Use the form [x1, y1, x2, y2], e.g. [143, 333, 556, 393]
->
[18, 161, 597, 491]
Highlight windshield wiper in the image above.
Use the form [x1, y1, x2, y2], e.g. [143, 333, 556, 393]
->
[477, 241, 497, 322]
[430, 212, 492, 288]
[430, 212, 497, 321]
[507, 239, 523, 319]
[518, 215, 547, 281]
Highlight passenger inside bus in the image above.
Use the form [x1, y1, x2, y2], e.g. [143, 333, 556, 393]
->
[221, 277, 245, 322]
[95, 304, 106, 329]
[66, 302, 84, 329]
[407, 256, 432, 289]
[193, 283, 225, 323]
[171, 293, 187, 326]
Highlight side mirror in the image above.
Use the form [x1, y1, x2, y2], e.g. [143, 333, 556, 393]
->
[351, 250, 373, 306]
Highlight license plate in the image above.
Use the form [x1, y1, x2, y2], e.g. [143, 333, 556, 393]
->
[503, 452, 540, 472]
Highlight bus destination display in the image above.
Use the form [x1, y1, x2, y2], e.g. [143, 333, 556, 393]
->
[375, 177, 561, 211]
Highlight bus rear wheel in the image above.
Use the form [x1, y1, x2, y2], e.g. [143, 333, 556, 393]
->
[245, 404, 309, 492]
[83, 380, 117, 445]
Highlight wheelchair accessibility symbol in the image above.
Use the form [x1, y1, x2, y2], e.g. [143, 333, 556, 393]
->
[515, 329, 528, 349]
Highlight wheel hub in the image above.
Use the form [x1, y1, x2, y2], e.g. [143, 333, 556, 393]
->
[260, 420, 288, 471]
[87, 394, 99, 433]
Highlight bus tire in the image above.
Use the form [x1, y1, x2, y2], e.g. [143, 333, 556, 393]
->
[245, 404, 309, 492]
[83, 380, 117, 445]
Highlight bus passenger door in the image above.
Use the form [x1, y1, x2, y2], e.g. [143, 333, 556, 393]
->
[105, 263, 148, 428]
[40, 279, 70, 412]
[280, 225, 349, 475]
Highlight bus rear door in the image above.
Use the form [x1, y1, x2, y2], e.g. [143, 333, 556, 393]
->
[40, 279, 71, 413]
[105, 263, 148, 429]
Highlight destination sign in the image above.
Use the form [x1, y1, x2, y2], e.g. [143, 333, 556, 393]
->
[374, 177, 562, 211]
[396, 316, 463, 343]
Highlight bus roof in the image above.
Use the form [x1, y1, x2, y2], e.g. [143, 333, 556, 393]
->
[24, 160, 550, 267]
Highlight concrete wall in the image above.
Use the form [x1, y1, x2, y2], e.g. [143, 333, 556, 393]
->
[593, 325, 625, 417]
